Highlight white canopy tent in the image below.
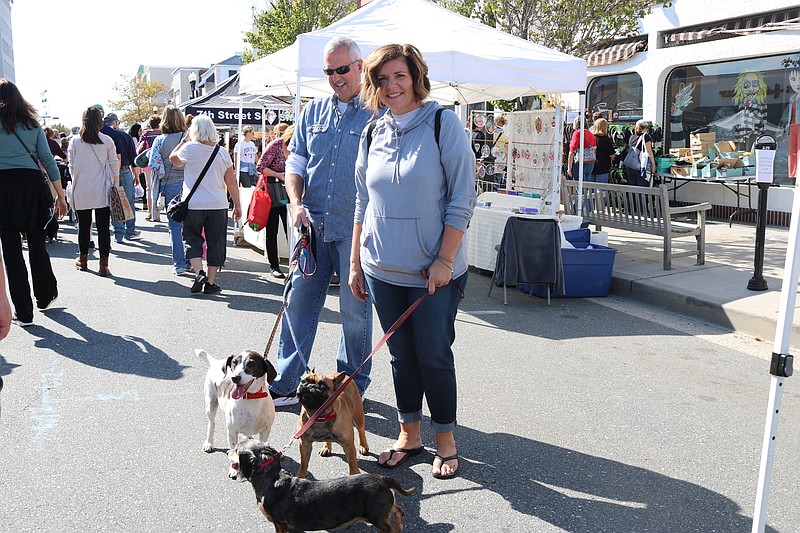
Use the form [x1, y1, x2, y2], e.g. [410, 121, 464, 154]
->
[239, 0, 587, 106]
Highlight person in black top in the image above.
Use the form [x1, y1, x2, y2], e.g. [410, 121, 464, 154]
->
[590, 118, 615, 183]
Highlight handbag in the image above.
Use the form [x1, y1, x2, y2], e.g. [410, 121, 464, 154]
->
[167, 144, 220, 222]
[110, 185, 134, 222]
[623, 135, 647, 170]
[13, 130, 58, 201]
[247, 175, 272, 231]
[134, 148, 151, 168]
[267, 179, 289, 207]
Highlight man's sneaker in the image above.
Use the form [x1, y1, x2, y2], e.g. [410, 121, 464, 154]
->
[271, 391, 299, 407]
[191, 270, 208, 293]
[37, 292, 58, 311]
[125, 233, 140, 241]
[330, 275, 340, 287]
[203, 282, 222, 295]
[12, 315, 33, 327]
[271, 269, 285, 279]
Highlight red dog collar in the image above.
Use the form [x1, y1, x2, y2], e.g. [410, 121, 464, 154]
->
[256, 451, 282, 471]
[314, 408, 337, 423]
[243, 388, 270, 400]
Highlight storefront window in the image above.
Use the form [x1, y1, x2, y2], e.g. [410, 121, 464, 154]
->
[666, 53, 800, 185]
[587, 73, 644, 122]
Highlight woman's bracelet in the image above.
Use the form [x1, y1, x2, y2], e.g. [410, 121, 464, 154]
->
[435, 256, 454, 272]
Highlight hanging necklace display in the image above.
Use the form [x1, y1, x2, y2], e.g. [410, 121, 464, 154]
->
[474, 142, 481, 153]
[526, 117, 532, 136]
[474, 114, 486, 128]
[476, 163, 486, 179]
[485, 116, 495, 134]
[515, 119, 523, 136]
[534, 117, 543, 135]
[491, 145, 501, 158]
[481, 144, 490, 158]
[485, 164, 495, 175]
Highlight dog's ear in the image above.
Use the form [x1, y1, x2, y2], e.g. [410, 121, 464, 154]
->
[224, 355, 235, 372]
[264, 358, 278, 385]
[237, 449, 254, 480]
[332, 371, 347, 390]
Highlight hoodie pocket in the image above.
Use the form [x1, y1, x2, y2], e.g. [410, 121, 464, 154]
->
[362, 217, 434, 274]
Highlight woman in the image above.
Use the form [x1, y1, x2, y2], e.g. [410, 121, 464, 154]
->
[149, 106, 190, 275]
[255, 124, 294, 278]
[68, 106, 119, 277]
[0, 79, 66, 326]
[140, 115, 162, 220]
[233, 125, 257, 187]
[591, 117, 615, 183]
[566, 116, 596, 181]
[128, 123, 141, 143]
[44, 126, 69, 242]
[169, 114, 241, 294]
[350, 44, 475, 480]
[623, 119, 656, 187]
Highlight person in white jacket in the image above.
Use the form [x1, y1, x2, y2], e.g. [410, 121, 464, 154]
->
[68, 106, 119, 276]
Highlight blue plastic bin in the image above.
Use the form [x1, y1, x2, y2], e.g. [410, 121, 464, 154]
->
[518, 241, 617, 298]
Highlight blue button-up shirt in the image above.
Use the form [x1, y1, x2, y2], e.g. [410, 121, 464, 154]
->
[289, 95, 373, 242]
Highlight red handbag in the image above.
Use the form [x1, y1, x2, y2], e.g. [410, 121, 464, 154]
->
[247, 174, 272, 231]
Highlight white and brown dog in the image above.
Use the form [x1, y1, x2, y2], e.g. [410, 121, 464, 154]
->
[196, 349, 278, 477]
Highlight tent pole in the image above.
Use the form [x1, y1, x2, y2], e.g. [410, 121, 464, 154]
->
[577, 91, 585, 212]
[751, 187, 800, 532]
[551, 107, 563, 215]
[294, 73, 302, 125]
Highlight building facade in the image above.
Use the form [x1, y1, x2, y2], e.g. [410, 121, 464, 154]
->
[0, 0, 14, 83]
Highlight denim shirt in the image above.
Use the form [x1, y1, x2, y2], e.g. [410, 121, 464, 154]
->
[289, 95, 373, 242]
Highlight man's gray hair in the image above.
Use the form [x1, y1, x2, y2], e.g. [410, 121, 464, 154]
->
[323, 36, 361, 61]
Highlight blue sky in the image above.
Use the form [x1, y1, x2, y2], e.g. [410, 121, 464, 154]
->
[11, 0, 259, 127]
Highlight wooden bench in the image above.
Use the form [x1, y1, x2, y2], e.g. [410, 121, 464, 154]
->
[561, 180, 712, 270]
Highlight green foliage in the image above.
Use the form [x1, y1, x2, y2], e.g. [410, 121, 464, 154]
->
[243, 0, 357, 63]
[109, 75, 169, 126]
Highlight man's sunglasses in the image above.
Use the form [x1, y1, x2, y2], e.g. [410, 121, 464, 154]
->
[323, 60, 358, 77]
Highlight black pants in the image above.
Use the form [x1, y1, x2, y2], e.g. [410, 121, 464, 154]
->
[266, 206, 288, 269]
[0, 168, 58, 322]
[77, 207, 111, 257]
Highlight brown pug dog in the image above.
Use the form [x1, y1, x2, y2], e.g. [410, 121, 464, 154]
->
[295, 370, 368, 478]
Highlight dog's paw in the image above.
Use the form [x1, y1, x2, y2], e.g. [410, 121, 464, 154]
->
[202, 442, 214, 453]
[319, 443, 333, 457]
[359, 444, 369, 455]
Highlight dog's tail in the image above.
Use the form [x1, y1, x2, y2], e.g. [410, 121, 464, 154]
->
[383, 476, 416, 496]
[195, 349, 213, 366]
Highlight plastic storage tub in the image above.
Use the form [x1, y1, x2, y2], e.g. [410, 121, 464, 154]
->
[519, 241, 617, 298]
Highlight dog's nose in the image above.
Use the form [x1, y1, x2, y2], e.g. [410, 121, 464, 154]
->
[231, 376, 241, 384]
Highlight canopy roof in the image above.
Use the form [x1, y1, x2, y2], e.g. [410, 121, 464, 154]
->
[181, 73, 292, 125]
[239, 0, 586, 104]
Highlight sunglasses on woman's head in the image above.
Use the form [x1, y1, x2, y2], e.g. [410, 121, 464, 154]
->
[323, 60, 358, 77]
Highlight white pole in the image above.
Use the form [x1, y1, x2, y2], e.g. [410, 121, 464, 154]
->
[751, 187, 800, 532]
[551, 107, 562, 215]
[577, 92, 586, 212]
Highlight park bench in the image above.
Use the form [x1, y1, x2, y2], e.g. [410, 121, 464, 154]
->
[561, 179, 712, 270]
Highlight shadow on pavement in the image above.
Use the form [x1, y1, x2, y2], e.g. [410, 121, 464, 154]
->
[29, 309, 186, 380]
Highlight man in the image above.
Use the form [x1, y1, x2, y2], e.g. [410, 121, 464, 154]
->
[269, 36, 373, 406]
[102, 113, 140, 243]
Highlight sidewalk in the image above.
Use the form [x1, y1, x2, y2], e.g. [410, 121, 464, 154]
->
[603, 218, 798, 349]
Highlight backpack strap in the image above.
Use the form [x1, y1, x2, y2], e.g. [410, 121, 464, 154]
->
[366, 120, 378, 152]
[366, 107, 445, 153]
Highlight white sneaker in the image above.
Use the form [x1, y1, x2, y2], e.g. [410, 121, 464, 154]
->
[271, 391, 299, 407]
[12, 316, 33, 327]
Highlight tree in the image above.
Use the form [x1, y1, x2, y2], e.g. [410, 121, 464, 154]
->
[243, 0, 357, 63]
[108, 74, 169, 126]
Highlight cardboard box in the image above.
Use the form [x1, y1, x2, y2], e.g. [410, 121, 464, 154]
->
[691, 133, 716, 144]
[670, 165, 691, 177]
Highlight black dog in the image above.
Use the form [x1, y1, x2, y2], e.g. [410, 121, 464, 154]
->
[230, 439, 415, 533]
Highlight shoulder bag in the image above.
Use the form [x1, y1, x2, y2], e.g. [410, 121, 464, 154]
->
[167, 144, 220, 222]
[623, 135, 647, 171]
[247, 174, 272, 231]
[13, 130, 58, 201]
[88, 143, 133, 222]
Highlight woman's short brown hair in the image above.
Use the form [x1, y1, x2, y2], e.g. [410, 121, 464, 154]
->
[160, 105, 186, 134]
[360, 44, 430, 114]
[148, 114, 161, 129]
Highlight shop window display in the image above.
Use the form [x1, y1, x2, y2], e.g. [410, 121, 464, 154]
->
[587, 73, 644, 122]
[666, 53, 800, 185]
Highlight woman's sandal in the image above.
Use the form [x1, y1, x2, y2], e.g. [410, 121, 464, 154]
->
[377, 446, 424, 469]
[432, 453, 459, 479]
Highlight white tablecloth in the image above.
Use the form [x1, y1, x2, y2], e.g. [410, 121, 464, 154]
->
[467, 207, 557, 271]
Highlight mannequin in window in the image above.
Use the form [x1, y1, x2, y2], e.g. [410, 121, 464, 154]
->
[781, 68, 800, 179]
[732, 71, 767, 150]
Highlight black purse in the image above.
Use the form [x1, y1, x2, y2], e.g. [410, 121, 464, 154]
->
[167, 144, 220, 222]
[267, 179, 289, 207]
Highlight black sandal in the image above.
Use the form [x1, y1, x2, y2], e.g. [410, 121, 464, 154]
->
[432, 453, 459, 479]
[377, 446, 424, 469]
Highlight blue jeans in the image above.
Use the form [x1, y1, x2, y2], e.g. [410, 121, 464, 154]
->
[365, 272, 467, 433]
[161, 181, 188, 271]
[112, 168, 136, 240]
[588, 173, 609, 183]
[571, 163, 595, 182]
[271, 234, 373, 396]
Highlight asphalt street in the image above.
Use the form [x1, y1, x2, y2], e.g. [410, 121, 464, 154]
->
[1, 216, 798, 532]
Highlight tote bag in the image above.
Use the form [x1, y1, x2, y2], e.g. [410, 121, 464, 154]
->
[247, 175, 272, 231]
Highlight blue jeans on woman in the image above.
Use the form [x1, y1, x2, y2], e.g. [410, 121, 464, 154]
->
[589, 172, 609, 183]
[571, 162, 595, 182]
[365, 272, 467, 433]
[161, 181, 188, 272]
[270, 234, 373, 397]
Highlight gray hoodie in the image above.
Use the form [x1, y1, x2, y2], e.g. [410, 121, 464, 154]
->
[354, 102, 476, 288]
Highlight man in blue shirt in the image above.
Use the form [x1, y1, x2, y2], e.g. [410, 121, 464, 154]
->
[101, 113, 139, 243]
[269, 36, 373, 406]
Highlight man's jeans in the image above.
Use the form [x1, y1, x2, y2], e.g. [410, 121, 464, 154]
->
[112, 168, 136, 241]
[271, 235, 373, 396]
[161, 181, 188, 271]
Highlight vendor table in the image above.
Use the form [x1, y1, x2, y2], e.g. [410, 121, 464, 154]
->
[655, 172, 755, 227]
[467, 207, 557, 271]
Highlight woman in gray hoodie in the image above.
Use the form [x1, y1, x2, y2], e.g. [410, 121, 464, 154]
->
[350, 44, 475, 479]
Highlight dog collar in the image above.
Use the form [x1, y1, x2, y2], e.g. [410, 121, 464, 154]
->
[255, 451, 282, 471]
[243, 388, 270, 400]
[314, 408, 337, 423]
